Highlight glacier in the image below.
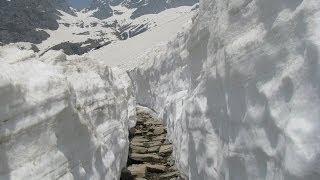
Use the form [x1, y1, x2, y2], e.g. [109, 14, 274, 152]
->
[1, 0, 320, 180]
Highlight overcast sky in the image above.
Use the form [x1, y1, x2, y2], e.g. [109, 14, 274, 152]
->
[68, 0, 92, 9]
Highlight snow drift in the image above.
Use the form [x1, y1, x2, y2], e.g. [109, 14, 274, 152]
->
[129, 0, 320, 179]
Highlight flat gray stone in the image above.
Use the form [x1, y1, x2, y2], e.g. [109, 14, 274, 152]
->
[159, 144, 173, 155]
[160, 171, 179, 179]
[145, 141, 163, 147]
[131, 141, 145, 147]
[153, 127, 165, 135]
[145, 164, 166, 173]
[130, 145, 148, 153]
[147, 145, 160, 153]
[127, 164, 146, 178]
[132, 136, 149, 142]
[153, 134, 166, 141]
[130, 153, 162, 162]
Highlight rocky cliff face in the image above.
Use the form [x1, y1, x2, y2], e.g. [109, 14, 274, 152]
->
[88, 0, 199, 19]
[127, 0, 199, 19]
[88, 0, 113, 19]
[0, 0, 74, 44]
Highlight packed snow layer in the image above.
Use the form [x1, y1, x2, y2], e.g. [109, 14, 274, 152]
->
[0, 45, 136, 180]
[128, 0, 320, 179]
[1, 0, 320, 179]
[0, 5, 196, 180]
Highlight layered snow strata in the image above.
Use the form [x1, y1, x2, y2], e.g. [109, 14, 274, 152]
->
[129, 0, 320, 179]
[0, 46, 135, 180]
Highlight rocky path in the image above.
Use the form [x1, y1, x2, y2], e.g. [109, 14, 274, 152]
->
[120, 110, 181, 180]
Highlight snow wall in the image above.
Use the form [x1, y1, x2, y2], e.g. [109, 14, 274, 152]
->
[1, 0, 320, 179]
[0, 48, 136, 179]
[130, 0, 320, 179]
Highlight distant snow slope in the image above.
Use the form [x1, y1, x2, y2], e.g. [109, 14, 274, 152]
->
[37, 4, 198, 55]
[87, 6, 196, 67]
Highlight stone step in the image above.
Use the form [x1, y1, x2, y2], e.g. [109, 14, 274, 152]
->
[132, 136, 150, 142]
[144, 141, 163, 148]
[131, 142, 145, 147]
[130, 145, 148, 153]
[152, 127, 166, 135]
[159, 145, 173, 156]
[152, 134, 167, 141]
[129, 153, 162, 162]
[127, 164, 147, 178]
[144, 120, 164, 126]
[160, 171, 179, 179]
[145, 164, 166, 173]
[122, 111, 181, 180]
[147, 146, 160, 153]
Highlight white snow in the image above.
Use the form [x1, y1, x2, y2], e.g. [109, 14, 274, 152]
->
[37, 5, 195, 54]
[87, 7, 195, 67]
[0, 45, 135, 180]
[127, 0, 320, 179]
[1, 0, 320, 180]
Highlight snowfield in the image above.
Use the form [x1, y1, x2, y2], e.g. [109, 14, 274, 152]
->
[38, 5, 197, 55]
[1, 0, 320, 180]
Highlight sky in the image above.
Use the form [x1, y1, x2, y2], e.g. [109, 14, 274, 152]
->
[68, 0, 92, 9]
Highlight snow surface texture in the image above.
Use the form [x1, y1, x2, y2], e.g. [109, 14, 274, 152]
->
[129, 0, 320, 179]
[39, 5, 196, 55]
[0, 45, 136, 180]
[0, 3, 196, 180]
[1, 0, 320, 180]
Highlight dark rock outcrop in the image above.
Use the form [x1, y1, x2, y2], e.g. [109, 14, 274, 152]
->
[0, 0, 74, 44]
[88, 0, 113, 19]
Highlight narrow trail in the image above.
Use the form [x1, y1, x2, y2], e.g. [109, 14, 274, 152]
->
[120, 109, 182, 180]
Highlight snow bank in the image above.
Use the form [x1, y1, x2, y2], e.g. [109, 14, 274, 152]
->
[129, 0, 320, 179]
[1, 0, 320, 179]
[0, 46, 135, 180]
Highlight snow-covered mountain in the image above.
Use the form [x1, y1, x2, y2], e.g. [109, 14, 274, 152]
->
[89, 0, 199, 19]
[0, 0, 198, 56]
[88, 0, 113, 19]
[0, 0, 75, 44]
